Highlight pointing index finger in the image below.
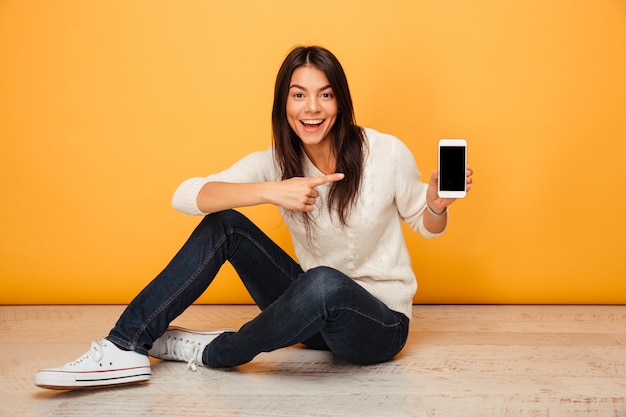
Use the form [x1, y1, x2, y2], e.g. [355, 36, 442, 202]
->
[311, 173, 345, 186]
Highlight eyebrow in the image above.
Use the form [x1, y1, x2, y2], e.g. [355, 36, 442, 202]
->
[288, 84, 333, 92]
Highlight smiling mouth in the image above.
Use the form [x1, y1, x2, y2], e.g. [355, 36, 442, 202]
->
[301, 119, 324, 127]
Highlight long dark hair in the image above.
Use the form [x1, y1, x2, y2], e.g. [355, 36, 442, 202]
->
[272, 46, 365, 231]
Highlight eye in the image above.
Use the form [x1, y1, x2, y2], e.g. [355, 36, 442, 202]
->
[321, 92, 334, 99]
[292, 92, 305, 99]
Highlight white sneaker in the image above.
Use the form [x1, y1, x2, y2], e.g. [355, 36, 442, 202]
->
[34, 339, 151, 390]
[149, 326, 234, 371]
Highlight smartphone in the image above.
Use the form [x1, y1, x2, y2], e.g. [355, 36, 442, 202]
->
[438, 139, 467, 198]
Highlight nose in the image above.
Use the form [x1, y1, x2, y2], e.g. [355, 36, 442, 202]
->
[306, 96, 321, 112]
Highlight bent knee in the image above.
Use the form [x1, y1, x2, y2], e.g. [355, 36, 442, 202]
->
[299, 266, 354, 302]
[200, 209, 252, 231]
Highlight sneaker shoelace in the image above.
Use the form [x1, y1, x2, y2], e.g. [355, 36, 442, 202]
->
[165, 337, 202, 372]
[69, 340, 105, 366]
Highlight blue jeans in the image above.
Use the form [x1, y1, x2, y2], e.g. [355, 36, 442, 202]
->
[107, 210, 409, 367]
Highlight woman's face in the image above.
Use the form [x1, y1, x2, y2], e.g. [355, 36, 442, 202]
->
[286, 65, 338, 151]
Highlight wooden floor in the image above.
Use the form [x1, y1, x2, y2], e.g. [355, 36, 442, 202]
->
[1, 304, 625, 417]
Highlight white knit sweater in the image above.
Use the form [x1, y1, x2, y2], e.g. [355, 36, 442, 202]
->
[172, 128, 445, 318]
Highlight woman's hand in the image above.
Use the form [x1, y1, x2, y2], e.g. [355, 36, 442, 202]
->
[422, 166, 472, 234]
[426, 166, 474, 213]
[269, 173, 345, 212]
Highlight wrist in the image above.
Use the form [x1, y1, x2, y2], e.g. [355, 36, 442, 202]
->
[426, 203, 447, 217]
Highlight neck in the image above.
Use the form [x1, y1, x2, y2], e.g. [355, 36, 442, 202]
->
[303, 144, 336, 175]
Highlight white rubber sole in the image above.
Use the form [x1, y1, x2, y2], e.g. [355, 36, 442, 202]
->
[34, 366, 151, 390]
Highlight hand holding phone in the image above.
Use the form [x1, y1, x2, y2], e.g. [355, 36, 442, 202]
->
[438, 139, 467, 198]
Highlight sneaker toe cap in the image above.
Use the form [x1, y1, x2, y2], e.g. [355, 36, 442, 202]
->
[34, 368, 77, 389]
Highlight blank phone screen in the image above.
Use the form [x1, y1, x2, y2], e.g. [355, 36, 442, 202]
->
[439, 146, 466, 191]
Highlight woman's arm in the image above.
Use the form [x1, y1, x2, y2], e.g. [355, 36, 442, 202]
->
[195, 182, 273, 214]
[196, 174, 345, 214]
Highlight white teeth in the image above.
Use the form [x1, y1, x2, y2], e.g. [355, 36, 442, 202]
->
[302, 120, 323, 125]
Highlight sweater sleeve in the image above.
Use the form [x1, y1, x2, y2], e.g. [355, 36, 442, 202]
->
[171, 147, 278, 215]
[392, 137, 446, 239]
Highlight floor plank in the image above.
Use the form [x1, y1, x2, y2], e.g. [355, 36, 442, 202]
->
[0, 305, 624, 416]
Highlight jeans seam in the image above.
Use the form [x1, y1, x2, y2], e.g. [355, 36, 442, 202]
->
[327, 306, 405, 328]
[229, 227, 295, 281]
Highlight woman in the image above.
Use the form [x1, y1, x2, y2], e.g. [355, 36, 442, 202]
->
[35, 46, 473, 390]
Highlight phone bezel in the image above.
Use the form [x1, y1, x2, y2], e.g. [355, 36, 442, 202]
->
[438, 138, 467, 198]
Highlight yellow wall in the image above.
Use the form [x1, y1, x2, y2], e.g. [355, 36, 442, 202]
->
[1, 1, 625, 305]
